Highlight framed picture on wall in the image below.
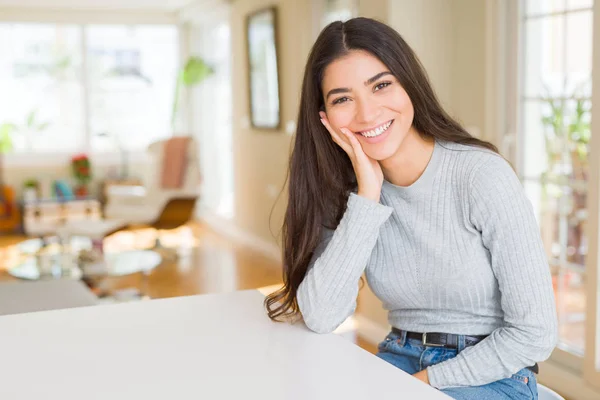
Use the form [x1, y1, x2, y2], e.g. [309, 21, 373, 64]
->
[246, 7, 281, 130]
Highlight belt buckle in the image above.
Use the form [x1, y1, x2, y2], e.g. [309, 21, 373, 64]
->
[422, 332, 444, 347]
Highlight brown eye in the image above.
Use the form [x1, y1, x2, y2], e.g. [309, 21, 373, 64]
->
[332, 97, 350, 105]
[374, 82, 391, 91]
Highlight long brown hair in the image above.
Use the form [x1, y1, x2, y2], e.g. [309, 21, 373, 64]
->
[265, 17, 498, 321]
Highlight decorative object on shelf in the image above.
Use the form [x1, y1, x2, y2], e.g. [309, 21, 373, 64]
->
[54, 180, 75, 200]
[171, 56, 214, 131]
[71, 153, 92, 197]
[0, 132, 20, 233]
[22, 178, 40, 204]
[74, 184, 89, 198]
[246, 6, 281, 130]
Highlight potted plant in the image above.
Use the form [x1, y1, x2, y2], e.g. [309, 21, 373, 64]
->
[71, 154, 92, 198]
[22, 178, 40, 203]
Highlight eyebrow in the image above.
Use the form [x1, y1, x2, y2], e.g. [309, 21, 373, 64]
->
[325, 71, 393, 100]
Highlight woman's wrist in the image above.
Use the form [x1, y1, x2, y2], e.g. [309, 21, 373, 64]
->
[357, 190, 380, 203]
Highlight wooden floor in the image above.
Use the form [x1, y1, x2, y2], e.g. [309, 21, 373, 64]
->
[0, 222, 378, 353]
[0, 223, 282, 296]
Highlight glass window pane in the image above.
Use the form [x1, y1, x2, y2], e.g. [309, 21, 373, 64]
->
[525, 0, 566, 16]
[522, 98, 590, 180]
[567, 0, 593, 10]
[552, 268, 586, 354]
[565, 10, 593, 85]
[523, 16, 565, 97]
[525, 179, 587, 355]
[567, 186, 587, 266]
[0, 23, 84, 153]
[87, 25, 179, 152]
[522, 100, 549, 179]
[521, 0, 593, 361]
[525, 180, 565, 261]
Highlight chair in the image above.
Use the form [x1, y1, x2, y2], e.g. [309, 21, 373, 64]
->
[104, 137, 201, 228]
[538, 384, 565, 400]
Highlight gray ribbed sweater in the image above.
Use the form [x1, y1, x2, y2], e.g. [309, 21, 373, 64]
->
[297, 140, 558, 389]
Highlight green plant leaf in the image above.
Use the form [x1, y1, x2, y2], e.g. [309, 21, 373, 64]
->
[55, 55, 71, 71]
[181, 57, 214, 86]
[37, 122, 51, 131]
[0, 123, 15, 153]
[171, 56, 214, 130]
[26, 110, 36, 127]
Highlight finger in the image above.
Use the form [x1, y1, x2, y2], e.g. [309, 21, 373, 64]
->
[320, 116, 352, 153]
[340, 128, 365, 158]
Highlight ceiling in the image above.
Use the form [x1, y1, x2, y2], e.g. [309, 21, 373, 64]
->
[0, 0, 198, 11]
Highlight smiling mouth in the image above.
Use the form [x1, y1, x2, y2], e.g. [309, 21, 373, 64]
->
[358, 120, 394, 138]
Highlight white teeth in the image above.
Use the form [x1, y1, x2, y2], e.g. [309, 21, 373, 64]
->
[360, 120, 392, 138]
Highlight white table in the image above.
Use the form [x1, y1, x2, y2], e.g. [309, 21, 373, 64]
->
[56, 219, 127, 240]
[0, 290, 449, 399]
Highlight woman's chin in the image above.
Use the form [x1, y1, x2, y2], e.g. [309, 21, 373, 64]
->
[363, 148, 395, 161]
[362, 139, 402, 161]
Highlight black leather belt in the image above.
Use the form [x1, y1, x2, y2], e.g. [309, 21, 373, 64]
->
[405, 330, 487, 348]
[392, 327, 539, 374]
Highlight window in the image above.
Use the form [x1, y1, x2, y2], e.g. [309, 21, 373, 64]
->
[0, 23, 179, 154]
[505, 1, 600, 394]
[0, 24, 85, 152]
[87, 25, 179, 151]
[519, 0, 592, 359]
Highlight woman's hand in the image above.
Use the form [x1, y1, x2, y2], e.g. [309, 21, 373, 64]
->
[413, 369, 430, 385]
[319, 112, 384, 202]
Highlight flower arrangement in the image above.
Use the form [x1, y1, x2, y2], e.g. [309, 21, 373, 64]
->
[71, 153, 92, 197]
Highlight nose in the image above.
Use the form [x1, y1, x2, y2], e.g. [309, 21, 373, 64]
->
[355, 97, 381, 125]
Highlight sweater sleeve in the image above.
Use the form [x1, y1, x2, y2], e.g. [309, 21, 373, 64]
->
[297, 193, 393, 334]
[427, 154, 558, 389]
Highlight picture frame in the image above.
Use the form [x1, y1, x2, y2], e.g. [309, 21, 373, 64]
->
[246, 7, 281, 130]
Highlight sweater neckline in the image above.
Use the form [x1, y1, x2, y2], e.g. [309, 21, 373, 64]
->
[382, 139, 443, 198]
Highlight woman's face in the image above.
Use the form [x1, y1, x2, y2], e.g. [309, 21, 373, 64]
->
[321, 50, 415, 161]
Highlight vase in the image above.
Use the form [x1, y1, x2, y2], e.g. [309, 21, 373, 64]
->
[23, 187, 38, 204]
[74, 184, 89, 198]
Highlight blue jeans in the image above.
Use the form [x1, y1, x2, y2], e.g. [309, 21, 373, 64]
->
[376, 330, 538, 400]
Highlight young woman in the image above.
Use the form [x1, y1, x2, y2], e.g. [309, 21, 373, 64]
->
[265, 17, 557, 399]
